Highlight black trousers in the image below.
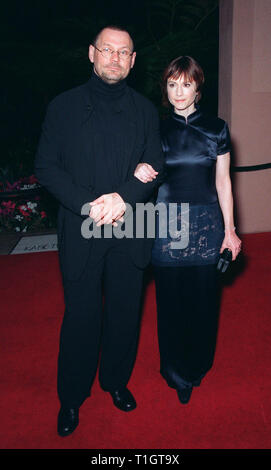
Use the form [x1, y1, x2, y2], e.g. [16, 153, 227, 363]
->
[57, 239, 144, 408]
[153, 264, 221, 389]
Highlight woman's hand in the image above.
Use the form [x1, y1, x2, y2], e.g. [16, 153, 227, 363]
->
[220, 229, 242, 261]
[134, 163, 158, 183]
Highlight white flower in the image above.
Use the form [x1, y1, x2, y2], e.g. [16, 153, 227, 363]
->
[15, 226, 21, 232]
[26, 202, 38, 211]
[27, 202, 36, 208]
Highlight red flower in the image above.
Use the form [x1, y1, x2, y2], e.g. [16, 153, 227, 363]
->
[40, 211, 47, 219]
[18, 205, 31, 219]
[6, 181, 20, 191]
[1, 201, 16, 216]
[28, 175, 38, 184]
[2, 200, 16, 212]
[3, 201, 16, 209]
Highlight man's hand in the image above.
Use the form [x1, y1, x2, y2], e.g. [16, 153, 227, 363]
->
[134, 163, 158, 183]
[89, 192, 126, 227]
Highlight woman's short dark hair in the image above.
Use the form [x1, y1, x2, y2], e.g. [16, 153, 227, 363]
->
[161, 56, 205, 107]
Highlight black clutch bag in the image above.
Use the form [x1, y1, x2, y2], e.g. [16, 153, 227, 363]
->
[217, 249, 232, 273]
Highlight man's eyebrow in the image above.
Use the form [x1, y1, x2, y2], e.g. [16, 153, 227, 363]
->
[101, 42, 131, 50]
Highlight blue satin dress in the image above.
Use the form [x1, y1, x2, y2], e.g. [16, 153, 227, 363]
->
[152, 107, 231, 266]
[152, 107, 231, 390]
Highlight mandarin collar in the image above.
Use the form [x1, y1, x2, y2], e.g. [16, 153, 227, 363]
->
[171, 105, 202, 124]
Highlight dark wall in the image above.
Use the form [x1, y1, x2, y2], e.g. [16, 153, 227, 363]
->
[0, 0, 219, 172]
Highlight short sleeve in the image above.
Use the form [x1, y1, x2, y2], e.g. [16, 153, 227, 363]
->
[217, 121, 231, 155]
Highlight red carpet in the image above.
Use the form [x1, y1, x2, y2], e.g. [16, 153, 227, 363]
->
[0, 232, 271, 449]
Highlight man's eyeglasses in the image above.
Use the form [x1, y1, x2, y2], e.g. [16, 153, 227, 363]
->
[93, 45, 133, 60]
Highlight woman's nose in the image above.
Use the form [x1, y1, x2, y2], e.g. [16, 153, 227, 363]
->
[176, 86, 183, 96]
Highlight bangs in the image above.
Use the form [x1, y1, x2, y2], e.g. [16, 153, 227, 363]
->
[168, 70, 195, 83]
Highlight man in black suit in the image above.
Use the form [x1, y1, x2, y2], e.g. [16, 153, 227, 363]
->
[35, 25, 164, 437]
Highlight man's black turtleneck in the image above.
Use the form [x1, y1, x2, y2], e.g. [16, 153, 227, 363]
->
[88, 71, 134, 195]
[89, 70, 127, 102]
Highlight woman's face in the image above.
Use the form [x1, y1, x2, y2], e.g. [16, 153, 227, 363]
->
[167, 74, 198, 115]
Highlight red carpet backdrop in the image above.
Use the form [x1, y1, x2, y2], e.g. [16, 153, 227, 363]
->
[0, 232, 270, 449]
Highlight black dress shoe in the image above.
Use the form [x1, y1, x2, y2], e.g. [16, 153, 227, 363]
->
[109, 387, 137, 412]
[57, 407, 79, 437]
[177, 386, 193, 404]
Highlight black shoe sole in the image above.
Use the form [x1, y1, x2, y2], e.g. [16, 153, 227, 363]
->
[112, 400, 137, 412]
[58, 427, 78, 437]
[177, 388, 192, 405]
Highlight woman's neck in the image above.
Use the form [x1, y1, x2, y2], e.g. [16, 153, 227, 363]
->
[174, 102, 196, 121]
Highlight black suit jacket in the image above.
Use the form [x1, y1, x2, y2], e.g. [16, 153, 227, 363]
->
[35, 79, 164, 280]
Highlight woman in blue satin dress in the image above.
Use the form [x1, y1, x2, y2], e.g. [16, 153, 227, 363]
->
[134, 56, 241, 404]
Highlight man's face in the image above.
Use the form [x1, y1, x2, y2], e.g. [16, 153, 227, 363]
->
[89, 28, 136, 84]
